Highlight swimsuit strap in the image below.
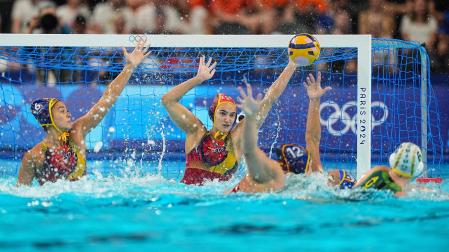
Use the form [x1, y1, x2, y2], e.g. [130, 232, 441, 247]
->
[66, 140, 86, 181]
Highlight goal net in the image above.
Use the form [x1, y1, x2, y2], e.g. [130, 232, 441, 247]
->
[0, 34, 444, 179]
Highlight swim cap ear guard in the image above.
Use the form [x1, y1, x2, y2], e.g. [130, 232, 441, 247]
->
[338, 169, 356, 189]
[236, 112, 245, 124]
[389, 142, 424, 178]
[277, 144, 310, 174]
[31, 98, 59, 128]
[31, 97, 70, 142]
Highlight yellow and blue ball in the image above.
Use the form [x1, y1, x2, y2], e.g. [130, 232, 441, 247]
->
[288, 34, 320, 66]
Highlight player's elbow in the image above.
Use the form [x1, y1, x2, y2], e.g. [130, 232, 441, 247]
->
[161, 94, 173, 106]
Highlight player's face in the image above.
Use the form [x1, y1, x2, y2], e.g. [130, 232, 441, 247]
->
[52, 101, 73, 130]
[214, 103, 236, 133]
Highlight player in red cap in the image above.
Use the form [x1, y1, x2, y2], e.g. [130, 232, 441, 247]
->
[162, 56, 298, 185]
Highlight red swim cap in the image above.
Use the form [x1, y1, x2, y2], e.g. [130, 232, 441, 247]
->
[208, 93, 236, 122]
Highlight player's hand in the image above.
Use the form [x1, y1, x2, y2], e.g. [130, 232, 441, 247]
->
[195, 56, 217, 82]
[304, 72, 331, 100]
[123, 39, 151, 68]
[237, 84, 263, 119]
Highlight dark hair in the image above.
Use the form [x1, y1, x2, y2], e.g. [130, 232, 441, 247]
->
[74, 15, 87, 27]
[410, 1, 430, 23]
[40, 13, 59, 33]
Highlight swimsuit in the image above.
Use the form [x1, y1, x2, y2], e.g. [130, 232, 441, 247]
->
[182, 132, 238, 185]
[36, 141, 86, 185]
[358, 170, 402, 193]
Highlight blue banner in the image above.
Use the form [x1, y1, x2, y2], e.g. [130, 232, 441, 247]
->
[0, 78, 446, 160]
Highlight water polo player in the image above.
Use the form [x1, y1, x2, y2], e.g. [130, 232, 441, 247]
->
[231, 72, 338, 193]
[232, 73, 419, 195]
[353, 142, 424, 196]
[162, 56, 298, 185]
[17, 41, 150, 186]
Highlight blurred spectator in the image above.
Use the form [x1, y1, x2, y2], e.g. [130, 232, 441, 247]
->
[430, 1, 449, 72]
[210, 0, 253, 34]
[431, 35, 449, 72]
[332, 11, 350, 34]
[56, 0, 90, 30]
[113, 12, 130, 34]
[28, 1, 71, 34]
[27, 2, 72, 86]
[132, 0, 157, 33]
[181, 0, 209, 34]
[400, 0, 437, 47]
[359, 0, 395, 38]
[152, 5, 169, 34]
[275, 0, 329, 34]
[72, 14, 88, 34]
[11, 0, 42, 33]
[127, 0, 156, 33]
[244, 0, 277, 34]
[156, 0, 208, 34]
[272, 0, 295, 34]
[91, 0, 132, 34]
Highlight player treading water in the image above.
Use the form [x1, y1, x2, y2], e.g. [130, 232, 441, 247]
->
[17, 41, 150, 186]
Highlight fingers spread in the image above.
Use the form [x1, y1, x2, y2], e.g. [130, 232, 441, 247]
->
[206, 57, 212, 68]
[143, 42, 151, 55]
[309, 73, 316, 83]
[210, 61, 217, 70]
[238, 86, 247, 98]
[136, 41, 144, 51]
[306, 76, 312, 86]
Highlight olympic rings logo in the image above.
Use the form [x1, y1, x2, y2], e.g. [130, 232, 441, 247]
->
[128, 34, 148, 44]
[320, 100, 388, 136]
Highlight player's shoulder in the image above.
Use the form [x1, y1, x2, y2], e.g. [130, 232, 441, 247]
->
[26, 142, 47, 159]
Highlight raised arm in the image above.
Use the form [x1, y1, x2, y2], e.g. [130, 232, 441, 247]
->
[74, 41, 150, 136]
[255, 61, 297, 128]
[304, 72, 331, 173]
[237, 84, 284, 187]
[161, 56, 217, 134]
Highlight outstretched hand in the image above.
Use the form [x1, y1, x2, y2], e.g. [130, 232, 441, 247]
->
[196, 56, 217, 82]
[237, 84, 264, 119]
[123, 39, 151, 68]
[304, 72, 332, 100]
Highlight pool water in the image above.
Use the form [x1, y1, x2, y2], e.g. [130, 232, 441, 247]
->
[1, 159, 449, 251]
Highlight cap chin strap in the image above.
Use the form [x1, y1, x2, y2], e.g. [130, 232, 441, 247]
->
[48, 98, 70, 143]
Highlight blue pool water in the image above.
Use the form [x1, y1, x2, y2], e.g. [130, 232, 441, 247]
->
[1, 159, 449, 251]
